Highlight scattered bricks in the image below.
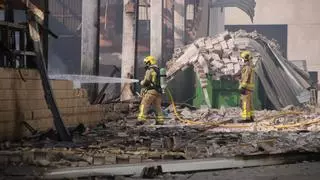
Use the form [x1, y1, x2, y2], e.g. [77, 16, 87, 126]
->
[114, 103, 129, 113]
[104, 112, 123, 121]
[234, 64, 241, 74]
[205, 39, 213, 49]
[195, 38, 205, 48]
[212, 53, 221, 61]
[9, 153, 22, 164]
[213, 43, 222, 50]
[129, 155, 142, 164]
[34, 151, 47, 161]
[220, 41, 228, 49]
[222, 58, 231, 63]
[211, 60, 224, 69]
[26, 118, 54, 131]
[230, 56, 239, 63]
[217, 34, 225, 42]
[226, 63, 234, 71]
[93, 155, 105, 165]
[36, 159, 51, 167]
[105, 154, 117, 164]
[0, 155, 9, 165]
[78, 161, 89, 167]
[82, 155, 93, 164]
[22, 151, 34, 164]
[211, 38, 219, 45]
[227, 39, 235, 49]
[116, 155, 130, 164]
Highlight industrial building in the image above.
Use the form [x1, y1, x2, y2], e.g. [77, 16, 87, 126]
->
[0, 0, 319, 179]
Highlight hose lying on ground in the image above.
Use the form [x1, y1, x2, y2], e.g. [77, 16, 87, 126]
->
[165, 88, 319, 130]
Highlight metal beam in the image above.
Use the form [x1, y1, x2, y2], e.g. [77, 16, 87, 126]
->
[174, 0, 185, 48]
[81, 0, 100, 103]
[44, 154, 320, 179]
[150, 0, 164, 67]
[209, 0, 225, 36]
[26, 6, 72, 141]
[121, 0, 137, 101]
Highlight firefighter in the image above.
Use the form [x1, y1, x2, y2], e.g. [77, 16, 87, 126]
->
[239, 50, 255, 123]
[137, 56, 164, 125]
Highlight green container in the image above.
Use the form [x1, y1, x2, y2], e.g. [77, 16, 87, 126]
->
[193, 74, 265, 109]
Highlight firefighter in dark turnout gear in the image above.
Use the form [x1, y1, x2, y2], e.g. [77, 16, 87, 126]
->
[239, 50, 255, 123]
[137, 56, 164, 125]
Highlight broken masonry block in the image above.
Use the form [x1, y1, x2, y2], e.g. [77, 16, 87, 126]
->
[211, 60, 224, 69]
[220, 41, 228, 49]
[214, 44, 222, 50]
[205, 39, 214, 49]
[226, 63, 234, 71]
[195, 38, 206, 48]
[227, 39, 235, 49]
[212, 53, 221, 61]
[211, 38, 219, 45]
[222, 58, 231, 63]
[230, 56, 239, 63]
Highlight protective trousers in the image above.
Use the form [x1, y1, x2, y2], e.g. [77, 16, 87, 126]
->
[240, 90, 254, 120]
[137, 90, 164, 124]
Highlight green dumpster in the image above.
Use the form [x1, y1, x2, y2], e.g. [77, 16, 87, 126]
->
[193, 74, 265, 110]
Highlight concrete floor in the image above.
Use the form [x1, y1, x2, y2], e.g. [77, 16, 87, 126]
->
[126, 162, 320, 180]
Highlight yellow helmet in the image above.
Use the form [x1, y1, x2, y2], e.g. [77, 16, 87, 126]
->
[144, 55, 157, 65]
[240, 51, 253, 61]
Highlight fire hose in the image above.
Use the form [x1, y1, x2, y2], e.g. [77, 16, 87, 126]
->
[165, 88, 319, 130]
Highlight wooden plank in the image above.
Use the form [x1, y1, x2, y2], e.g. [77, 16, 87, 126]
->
[22, 0, 44, 22]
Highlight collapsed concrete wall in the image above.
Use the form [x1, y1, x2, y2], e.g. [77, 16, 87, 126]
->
[0, 68, 104, 140]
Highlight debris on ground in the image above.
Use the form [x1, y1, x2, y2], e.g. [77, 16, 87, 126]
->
[0, 102, 319, 173]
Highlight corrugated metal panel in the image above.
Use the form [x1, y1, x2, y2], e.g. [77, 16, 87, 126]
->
[49, 0, 82, 35]
[212, 0, 256, 22]
[291, 60, 307, 72]
[48, 0, 83, 74]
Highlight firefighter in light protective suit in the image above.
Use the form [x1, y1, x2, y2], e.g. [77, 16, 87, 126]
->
[137, 56, 164, 125]
[239, 50, 255, 123]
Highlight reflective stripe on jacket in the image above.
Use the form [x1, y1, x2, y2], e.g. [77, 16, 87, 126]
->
[140, 65, 161, 93]
[239, 65, 254, 91]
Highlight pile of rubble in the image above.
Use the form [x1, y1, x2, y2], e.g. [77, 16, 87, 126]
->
[0, 103, 319, 171]
[166, 30, 311, 110]
[166, 30, 263, 85]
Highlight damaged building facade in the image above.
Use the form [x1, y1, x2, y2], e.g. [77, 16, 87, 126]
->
[0, 0, 319, 179]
